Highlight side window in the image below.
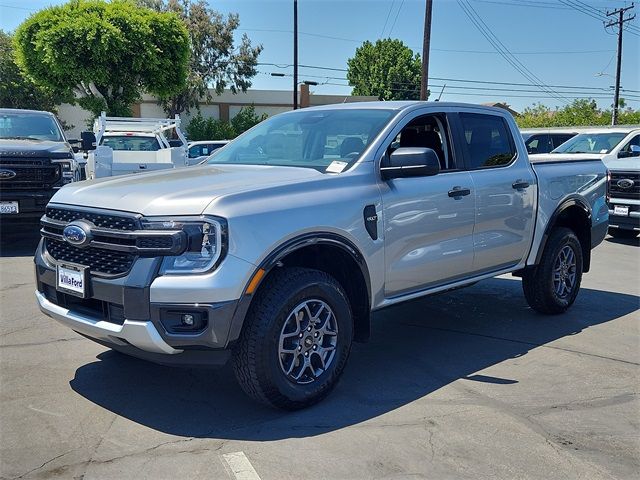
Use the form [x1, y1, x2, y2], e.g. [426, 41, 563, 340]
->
[525, 134, 551, 154]
[552, 134, 575, 149]
[459, 113, 516, 169]
[620, 134, 640, 156]
[387, 114, 457, 170]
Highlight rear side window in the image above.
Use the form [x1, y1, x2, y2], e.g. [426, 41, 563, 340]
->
[525, 134, 552, 154]
[551, 134, 575, 149]
[459, 113, 516, 169]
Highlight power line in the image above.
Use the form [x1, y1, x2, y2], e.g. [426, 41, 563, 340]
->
[388, 0, 406, 36]
[380, 0, 396, 37]
[457, 0, 570, 104]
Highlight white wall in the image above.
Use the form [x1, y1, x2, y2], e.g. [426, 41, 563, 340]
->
[57, 103, 93, 138]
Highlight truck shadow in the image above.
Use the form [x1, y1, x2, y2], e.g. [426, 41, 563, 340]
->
[0, 222, 41, 257]
[69, 277, 639, 440]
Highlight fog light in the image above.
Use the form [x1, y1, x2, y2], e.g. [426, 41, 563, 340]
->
[182, 314, 195, 326]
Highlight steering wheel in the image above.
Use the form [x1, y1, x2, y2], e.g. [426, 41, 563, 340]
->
[344, 151, 360, 159]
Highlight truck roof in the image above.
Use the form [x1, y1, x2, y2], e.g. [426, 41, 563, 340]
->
[298, 101, 512, 114]
[0, 108, 55, 116]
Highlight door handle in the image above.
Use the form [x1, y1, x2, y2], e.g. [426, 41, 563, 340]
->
[448, 186, 471, 198]
[512, 180, 530, 190]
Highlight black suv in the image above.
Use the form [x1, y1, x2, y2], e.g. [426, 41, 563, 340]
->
[522, 131, 577, 154]
[0, 109, 77, 221]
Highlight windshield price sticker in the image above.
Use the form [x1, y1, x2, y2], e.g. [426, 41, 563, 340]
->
[326, 161, 348, 173]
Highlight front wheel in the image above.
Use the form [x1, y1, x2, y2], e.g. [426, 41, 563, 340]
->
[522, 227, 583, 314]
[233, 267, 353, 410]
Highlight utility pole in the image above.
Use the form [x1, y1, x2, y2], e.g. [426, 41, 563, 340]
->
[293, 0, 299, 110]
[420, 0, 433, 101]
[605, 3, 635, 125]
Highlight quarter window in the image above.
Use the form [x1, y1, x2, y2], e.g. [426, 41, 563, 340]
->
[459, 113, 516, 169]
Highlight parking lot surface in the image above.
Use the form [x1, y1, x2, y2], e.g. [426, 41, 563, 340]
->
[1, 224, 638, 480]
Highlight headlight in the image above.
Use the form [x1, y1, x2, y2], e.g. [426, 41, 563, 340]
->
[53, 160, 73, 183]
[141, 216, 227, 275]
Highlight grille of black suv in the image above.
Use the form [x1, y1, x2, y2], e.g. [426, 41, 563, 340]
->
[0, 159, 60, 189]
[45, 207, 139, 230]
[45, 238, 135, 276]
[609, 171, 640, 200]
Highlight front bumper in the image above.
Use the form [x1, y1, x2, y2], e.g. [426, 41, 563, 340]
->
[608, 198, 640, 231]
[0, 190, 56, 220]
[35, 239, 253, 366]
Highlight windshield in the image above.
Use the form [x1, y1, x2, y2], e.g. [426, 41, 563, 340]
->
[0, 112, 64, 142]
[101, 135, 161, 151]
[552, 132, 628, 154]
[207, 109, 395, 172]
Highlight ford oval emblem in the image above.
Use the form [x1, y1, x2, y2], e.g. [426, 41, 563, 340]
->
[0, 169, 17, 180]
[62, 223, 92, 247]
[617, 178, 634, 189]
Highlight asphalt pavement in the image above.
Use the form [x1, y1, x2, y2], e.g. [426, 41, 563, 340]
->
[1, 223, 638, 480]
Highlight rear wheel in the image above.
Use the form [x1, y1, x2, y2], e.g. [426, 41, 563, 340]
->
[233, 267, 353, 410]
[522, 227, 583, 314]
[608, 228, 639, 239]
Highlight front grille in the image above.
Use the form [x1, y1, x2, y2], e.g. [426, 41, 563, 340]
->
[137, 237, 174, 249]
[46, 238, 135, 276]
[0, 159, 60, 190]
[609, 171, 640, 200]
[46, 207, 139, 230]
[42, 285, 125, 325]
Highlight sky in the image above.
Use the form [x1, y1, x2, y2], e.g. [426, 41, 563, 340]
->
[1, 0, 639, 113]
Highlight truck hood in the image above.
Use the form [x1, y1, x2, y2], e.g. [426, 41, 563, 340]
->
[50, 164, 324, 216]
[0, 139, 72, 159]
[602, 157, 640, 171]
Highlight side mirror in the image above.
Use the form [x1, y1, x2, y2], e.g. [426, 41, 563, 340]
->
[631, 145, 640, 156]
[381, 147, 440, 180]
[80, 131, 97, 151]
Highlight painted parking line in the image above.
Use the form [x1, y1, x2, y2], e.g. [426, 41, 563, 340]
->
[222, 451, 262, 480]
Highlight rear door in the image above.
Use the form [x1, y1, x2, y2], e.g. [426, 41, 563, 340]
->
[380, 108, 476, 297]
[454, 111, 537, 274]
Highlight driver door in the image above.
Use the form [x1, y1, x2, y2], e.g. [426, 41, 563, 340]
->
[379, 110, 476, 298]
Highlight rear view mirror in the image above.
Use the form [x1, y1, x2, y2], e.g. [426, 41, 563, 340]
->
[381, 147, 440, 180]
[80, 131, 97, 151]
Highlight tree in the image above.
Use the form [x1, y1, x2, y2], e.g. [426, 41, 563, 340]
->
[515, 99, 640, 128]
[141, 0, 262, 117]
[347, 39, 423, 101]
[0, 30, 67, 111]
[13, 0, 189, 117]
[185, 105, 267, 141]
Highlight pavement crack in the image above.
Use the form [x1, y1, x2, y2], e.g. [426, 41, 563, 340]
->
[0, 337, 81, 349]
[13, 449, 76, 479]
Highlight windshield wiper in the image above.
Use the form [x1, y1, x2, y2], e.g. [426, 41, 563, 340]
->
[1, 136, 44, 141]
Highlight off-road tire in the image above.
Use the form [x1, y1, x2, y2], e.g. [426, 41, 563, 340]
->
[522, 227, 583, 314]
[233, 267, 353, 410]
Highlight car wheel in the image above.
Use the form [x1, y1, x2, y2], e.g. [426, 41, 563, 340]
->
[233, 267, 353, 410]
[608, 228, 639, 239]
[522, 227, 583, 315]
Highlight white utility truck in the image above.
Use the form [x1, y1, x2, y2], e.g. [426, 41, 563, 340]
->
[81, 113, 189, 179]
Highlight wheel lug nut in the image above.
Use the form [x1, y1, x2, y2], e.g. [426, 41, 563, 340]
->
[298, 346, 302, 351]
[307, 326, 312, 331]
[313, 345, 317, 350]
[304, 352, 309, 357]
[314, 332, 319, 337]
[299, 333, 303, 338]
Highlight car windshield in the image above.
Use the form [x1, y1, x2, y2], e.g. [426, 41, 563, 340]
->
[0, 112, 63, 142]
[551, 132, 628, 154]
[101, 135, 161, 151]
[207, 109, 395, 172]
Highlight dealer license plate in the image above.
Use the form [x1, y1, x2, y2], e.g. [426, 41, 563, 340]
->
[0, 201, 19, 214]
[614, 205, 629, 216]
[56, 264, 87, 297]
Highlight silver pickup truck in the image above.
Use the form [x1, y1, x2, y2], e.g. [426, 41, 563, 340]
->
[34, 102, 609, 409]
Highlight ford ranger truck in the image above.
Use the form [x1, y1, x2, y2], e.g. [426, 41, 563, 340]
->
[34, 102, 609, 410]
[1, 109, 80, 221]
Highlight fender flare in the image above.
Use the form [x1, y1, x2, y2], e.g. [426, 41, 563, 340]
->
[534, 196, 592, 270]
[227, 232, 372, 344]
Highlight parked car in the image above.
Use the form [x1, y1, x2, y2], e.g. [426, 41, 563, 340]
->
[187, 140, 229, 165]
[81, 112, 189, 179]
[35, 102, 608, 409]
[520, 128, 578, 154]
[0, 108, 83, 222]
[531, 127, 640, 238]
